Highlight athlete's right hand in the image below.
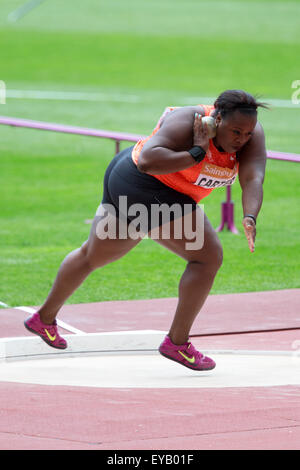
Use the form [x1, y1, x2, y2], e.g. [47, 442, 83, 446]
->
[243, 217, 256, 253]
[193, 113, 210, 152]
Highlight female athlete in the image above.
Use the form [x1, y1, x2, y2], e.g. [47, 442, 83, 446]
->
[24, 89, 268, 371]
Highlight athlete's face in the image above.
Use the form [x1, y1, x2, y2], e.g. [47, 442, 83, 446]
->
[214, 110, 257, 153]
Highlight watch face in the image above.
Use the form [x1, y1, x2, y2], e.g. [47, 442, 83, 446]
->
[189, 146, 206, 161]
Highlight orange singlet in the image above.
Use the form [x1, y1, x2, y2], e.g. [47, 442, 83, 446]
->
[132, 105, 239, 203]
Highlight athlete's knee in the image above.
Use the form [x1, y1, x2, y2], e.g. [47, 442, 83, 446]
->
[190, 238, 223, 273]
[205, 240, 223, 276]
[79, 238, 130, 271]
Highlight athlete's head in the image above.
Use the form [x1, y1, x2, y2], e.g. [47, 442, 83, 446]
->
[213, 90, 268, 153]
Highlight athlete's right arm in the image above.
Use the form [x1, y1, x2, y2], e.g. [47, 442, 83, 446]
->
[137, 106, 208, 175]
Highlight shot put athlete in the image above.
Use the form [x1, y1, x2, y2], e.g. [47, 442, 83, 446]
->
[24, 89, 268, 371]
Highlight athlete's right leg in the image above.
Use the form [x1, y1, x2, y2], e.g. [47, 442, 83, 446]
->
[37, 209, 142, 325]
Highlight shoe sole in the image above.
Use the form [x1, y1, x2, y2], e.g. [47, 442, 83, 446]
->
[24, 320, 67, 350]
[159, 350, 216, 371]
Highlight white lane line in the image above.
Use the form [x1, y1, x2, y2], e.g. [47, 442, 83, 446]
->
[5, 89, 299, 108]
[6, 89, 140, 103]
[15, 306, 85, 334]
[0, 302, 85, 334]
[7, 0, 47, 23]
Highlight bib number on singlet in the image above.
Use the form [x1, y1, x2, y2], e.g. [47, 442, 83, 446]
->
[193, 161, 238, 189]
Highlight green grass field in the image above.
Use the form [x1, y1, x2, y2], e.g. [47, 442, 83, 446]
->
[0, 0, 299, 307]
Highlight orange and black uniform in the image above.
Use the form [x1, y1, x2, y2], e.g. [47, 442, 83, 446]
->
[100, 105, 238, 230]
[132, 105, 238, 202]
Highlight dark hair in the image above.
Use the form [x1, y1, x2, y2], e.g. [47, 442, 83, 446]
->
[214, 90, 269, 118]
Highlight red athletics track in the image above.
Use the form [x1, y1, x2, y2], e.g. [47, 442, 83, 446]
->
[0, 289, 299, 450]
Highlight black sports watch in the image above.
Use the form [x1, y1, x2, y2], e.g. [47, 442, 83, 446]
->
[188, 146, 207, 163]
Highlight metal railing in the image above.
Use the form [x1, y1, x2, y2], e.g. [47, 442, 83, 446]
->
[1, 115, 299, 233]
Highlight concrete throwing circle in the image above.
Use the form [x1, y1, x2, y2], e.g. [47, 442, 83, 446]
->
[0, 352, 299, 388]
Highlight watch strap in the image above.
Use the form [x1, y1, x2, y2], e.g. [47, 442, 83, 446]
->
[188, 146, 206, 163]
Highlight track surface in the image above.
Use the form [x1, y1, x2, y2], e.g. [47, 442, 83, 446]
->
[0, 289, 299, 450]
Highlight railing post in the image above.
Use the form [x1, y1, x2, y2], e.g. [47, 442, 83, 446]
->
[215, 186, 239, 234]
[115, 140, 120, 154]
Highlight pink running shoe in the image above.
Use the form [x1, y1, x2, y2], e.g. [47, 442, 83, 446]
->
[159, 335, 215, 371]
[24, 312, 67, 349]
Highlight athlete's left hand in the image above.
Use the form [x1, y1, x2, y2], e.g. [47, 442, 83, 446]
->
[243, 217, 256, 253]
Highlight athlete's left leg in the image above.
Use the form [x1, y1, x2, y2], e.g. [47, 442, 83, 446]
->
[151, 205, 223, 346]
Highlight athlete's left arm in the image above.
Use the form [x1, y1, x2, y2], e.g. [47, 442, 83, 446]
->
[237, 122, 267, 252]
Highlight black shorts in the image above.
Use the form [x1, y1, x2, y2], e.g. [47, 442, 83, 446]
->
[100, 146, 197, 232]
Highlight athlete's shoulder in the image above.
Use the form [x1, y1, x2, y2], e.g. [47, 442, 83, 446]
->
[237, 121, 266, 162]
[160, 105, 205, 127]
[245, 121, 266, 149]
[168, 105, 206, 116]
[253, 121, 265, 138]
